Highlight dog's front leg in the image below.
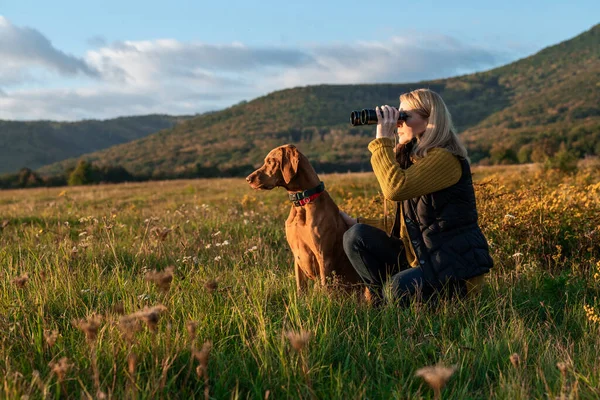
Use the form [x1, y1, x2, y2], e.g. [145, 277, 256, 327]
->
[295, 260, 309, 295]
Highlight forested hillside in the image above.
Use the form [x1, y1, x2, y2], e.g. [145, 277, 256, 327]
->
[38, 24, 599, 178]
[0, 115, 189, 174]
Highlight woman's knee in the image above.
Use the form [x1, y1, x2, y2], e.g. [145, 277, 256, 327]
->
[387, 267, 425, 301]
[343, 223, 367, 254]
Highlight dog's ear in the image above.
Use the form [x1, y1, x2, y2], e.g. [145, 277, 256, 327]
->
[281, 145, 299, 184]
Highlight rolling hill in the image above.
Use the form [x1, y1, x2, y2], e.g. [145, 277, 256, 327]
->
[39, 24, 599, 178]
[0, 114, 189, 174]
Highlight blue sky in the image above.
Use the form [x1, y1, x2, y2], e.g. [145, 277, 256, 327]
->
[1, 0, 598, 120]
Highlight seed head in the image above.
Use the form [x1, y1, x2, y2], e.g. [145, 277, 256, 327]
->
[12, 273, 29, 288]
[204, 279, 218, 293]
[193, 340, 212, 375]
[186, 321, 198, 340]
[49, 357, 72, 382]
[556, 361, 568, 375]
[154, 227, 172, 241]
[112, 301, 125, 315]
[118, 315, 142, 343]
[44, 329, 59, 348]
[145, 266, 174, 292]
[73, 314, 103, 342]
[415, 364, 457, 399]
[285, 329, 311, 352]
[132, 305, 168, 333]
[509, 353, 521, 368]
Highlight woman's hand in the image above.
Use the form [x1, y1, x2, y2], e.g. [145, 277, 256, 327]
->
[375, 105, 399, 139]
[339, 210, 357, 227]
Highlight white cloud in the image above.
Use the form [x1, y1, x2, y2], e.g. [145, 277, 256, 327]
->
[0, 16, 98, 85]
[0, 16, 516, 120]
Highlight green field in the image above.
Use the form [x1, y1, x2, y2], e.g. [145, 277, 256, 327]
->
[1, 164, 600, 399]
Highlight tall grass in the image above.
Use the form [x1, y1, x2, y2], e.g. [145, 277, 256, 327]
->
[1, 166, 599, 399]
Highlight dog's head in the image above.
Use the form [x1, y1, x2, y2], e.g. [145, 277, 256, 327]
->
[246, 144, 300, 190]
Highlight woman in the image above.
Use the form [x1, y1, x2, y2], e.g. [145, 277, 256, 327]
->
[341, 88, 493, 305]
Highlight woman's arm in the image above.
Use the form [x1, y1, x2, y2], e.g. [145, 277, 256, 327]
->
[368, 138, 462, 201]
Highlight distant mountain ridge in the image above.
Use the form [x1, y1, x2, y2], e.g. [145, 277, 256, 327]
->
[37, 23, 600, 178]
[0, 114, 190, 174]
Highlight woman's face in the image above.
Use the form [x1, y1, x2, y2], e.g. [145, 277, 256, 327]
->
[397, 103, 428, 140]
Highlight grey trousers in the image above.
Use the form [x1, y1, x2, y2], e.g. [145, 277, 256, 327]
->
[343, 223, 464, 304]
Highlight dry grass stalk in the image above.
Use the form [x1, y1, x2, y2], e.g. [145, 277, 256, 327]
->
[145, 266, 174, 292]
[193, 340, 213, 400]
[73, 314, 103, 342]
[31, 370, 47, 397]
[44, 329, 59, 348]
[284, 329, 313, 397]
[12, 273, 29, 289]
[126, 352, 138, 398]
[415, 364, 457, 400]
[509, 353, 521, 368]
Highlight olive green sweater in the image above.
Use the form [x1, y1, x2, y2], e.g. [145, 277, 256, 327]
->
[359, 137, 462, 267]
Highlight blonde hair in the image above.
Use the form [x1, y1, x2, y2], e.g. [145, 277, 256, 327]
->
[399, 88, 468, 160]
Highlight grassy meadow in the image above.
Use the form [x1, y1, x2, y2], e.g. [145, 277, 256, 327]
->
[1, 162, 600, 399]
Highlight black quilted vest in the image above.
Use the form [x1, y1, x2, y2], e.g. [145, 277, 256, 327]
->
[393, 146, 493, 286]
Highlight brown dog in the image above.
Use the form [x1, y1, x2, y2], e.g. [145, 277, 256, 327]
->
[246, 144, 362, 294]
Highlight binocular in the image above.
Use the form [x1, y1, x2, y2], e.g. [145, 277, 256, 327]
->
[350, 108, 409, 126]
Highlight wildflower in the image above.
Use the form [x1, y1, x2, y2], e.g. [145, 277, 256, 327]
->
[285, 329, 311, 352]
[221, 240, 229, 246]
[73, 314, 103, 342]
[584, 304, 600, 324]
[214, 256, 222, 261]
[415, 364, 457, 400]
[145, 266, 174, 292]
[245, 246, 258, 254]
[512, 252, 523, 258]
[12, 273, 29, 288]
[205, 244, 211, 249]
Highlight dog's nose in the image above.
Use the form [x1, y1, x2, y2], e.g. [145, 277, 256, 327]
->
[245, 175, 252, 182]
